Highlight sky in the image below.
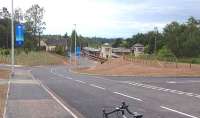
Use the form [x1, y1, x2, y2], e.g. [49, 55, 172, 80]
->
[1, 0, 200, 38]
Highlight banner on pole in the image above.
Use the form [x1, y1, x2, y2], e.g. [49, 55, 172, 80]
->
[76, 47, 81, 57]
[16, 24, 24, 46]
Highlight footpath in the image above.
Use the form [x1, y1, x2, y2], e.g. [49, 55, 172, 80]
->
[5, 68, 73, 118]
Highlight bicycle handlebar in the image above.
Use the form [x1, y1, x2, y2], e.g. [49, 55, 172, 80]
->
[103, 102, 143, 118]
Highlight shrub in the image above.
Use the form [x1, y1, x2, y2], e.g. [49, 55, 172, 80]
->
[157, 46, 176, 60]
[191, 58, 200, 64]
[4, 49, 10, 56]
[55, 46, 65, 56]
[0, 49, 10, 56]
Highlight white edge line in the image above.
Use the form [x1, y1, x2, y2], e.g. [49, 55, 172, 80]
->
[160, 106, 198, 118]
[30, 71, 78, 118]
[90, 84, 106, 90]
[3, 80, 10, 118]
[75, 80, 86, 84]
[113, 92, 143, 102]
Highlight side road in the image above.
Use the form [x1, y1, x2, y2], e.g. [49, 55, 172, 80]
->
[4, 68, 74, 118]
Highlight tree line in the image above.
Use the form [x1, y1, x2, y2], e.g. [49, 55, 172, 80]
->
[112, 17, 200, 58]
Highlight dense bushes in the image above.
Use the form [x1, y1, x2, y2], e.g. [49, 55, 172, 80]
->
[157, 46, 175, 58]
[0, 49, 10, 56]
[55, 46, 65, 56]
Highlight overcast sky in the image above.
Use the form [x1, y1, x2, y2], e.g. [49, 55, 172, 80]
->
[1, 0, 200, 38]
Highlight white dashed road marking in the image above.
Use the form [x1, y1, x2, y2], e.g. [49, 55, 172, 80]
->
[167, 80, 200, 84]
[128, 82, 200, 99]
[185, 93, 194, 96]
[51, 68, 73, 80]
[113, 92, 143, 102]
[160, 106, 199, 118]
[90, 84, 106, 90]
[75, 80, 86, 84]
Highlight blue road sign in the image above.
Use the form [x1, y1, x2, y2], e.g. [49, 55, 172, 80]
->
[16, 24, 24, 46]
[76, 47, 81, 57]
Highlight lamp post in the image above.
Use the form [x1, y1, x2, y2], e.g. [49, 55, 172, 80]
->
[74, 24, 76, 65]
[11, 0, 15, 76]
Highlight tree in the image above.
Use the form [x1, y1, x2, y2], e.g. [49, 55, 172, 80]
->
[163, 17, 200, 57]
[14, 8, 23, 23]
[69, 30, 79, 52]
[112, 38, 123, 48]
[0, 7, 11, 48]
[0, 7, 10, 19]
[24, 4, 46, 49]
[64, 32, 69, 38]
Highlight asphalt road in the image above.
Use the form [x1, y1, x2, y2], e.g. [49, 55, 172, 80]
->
[30, 65, 200, 118]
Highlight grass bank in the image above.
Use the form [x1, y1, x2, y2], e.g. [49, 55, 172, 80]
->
[126, 54, 200, 64]
[0, 51, 67, 66]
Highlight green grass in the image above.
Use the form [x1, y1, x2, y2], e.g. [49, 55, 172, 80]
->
[126, 54, 200, 64]
[0, 51, 67, 66]
[178, 58, 200, 64]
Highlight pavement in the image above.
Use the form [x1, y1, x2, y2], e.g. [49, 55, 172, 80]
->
[2, 57, 200, 118]
[5, 68, 74, 118]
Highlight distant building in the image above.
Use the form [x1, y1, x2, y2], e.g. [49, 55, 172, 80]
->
[112, 47, 131, 55]
[82, 47, 100, 57]
[40, 38, 68, 51]
[131, 43, 144, 57]
[100, 43, 112, 59]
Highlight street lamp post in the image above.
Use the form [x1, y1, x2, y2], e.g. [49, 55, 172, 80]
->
[74, 24, 76, 65]
[11, 0, 15, 76]
[69, 37, 72, 65]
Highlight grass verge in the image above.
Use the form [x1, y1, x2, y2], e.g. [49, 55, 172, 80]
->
[0, 51, 67, 66]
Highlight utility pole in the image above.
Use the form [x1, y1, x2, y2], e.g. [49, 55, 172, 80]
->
[154, 27, 158, 55]
[74, 24, 77, 65]
[11, 0, 15, 76]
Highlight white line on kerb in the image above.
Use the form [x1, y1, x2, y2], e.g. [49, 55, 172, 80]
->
[75, 80, 86, 84]
[160, 106, 198, 118]
[90, 84, 106, 90]
[31, 71, 78, 118]
[3, 80, 10, 118]
[113, 92, 143, 102]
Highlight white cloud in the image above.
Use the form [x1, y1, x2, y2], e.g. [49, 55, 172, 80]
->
[0, 0, 199, 38]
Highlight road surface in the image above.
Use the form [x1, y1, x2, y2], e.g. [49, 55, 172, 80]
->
[30, 65, 200, 118]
